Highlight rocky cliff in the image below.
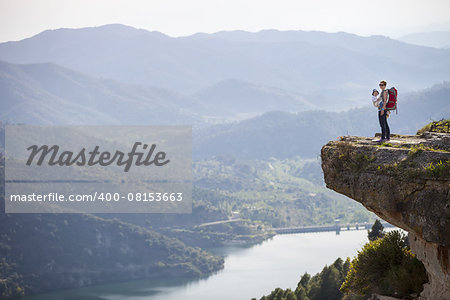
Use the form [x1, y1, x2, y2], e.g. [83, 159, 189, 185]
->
[321, 131, 449, 299]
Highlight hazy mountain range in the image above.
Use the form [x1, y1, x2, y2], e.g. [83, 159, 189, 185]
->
[398, 31, 450, 49]
[0, 24, 449, 157]
[0, 60, 318, 124]
[0, 60, 201, 125]
[1, 24, 450, 108]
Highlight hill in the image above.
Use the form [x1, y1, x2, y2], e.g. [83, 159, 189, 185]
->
[0, 134, 223, 297]
[0, 212, 223, 298]
[1, 24, 450, 107]
[398, 31, 450, 48]
[0, 60, 201, 125]
[0, 61, 319, 124]
[192, 79, 317, 118]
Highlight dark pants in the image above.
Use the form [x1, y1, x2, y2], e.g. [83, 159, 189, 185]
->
[378, 110, 390, 140]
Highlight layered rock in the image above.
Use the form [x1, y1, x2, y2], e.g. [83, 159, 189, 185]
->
[321, 132, 450, 299]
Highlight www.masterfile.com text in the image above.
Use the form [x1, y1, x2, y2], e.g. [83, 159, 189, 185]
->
[9, 192, 185, 202]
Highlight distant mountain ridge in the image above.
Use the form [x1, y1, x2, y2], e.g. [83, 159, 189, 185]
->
[192, 78, 317, 118]
[0, 60, 318, 124]
[1, 59, 448, 160]
[1, 24, 449, 106]
[193, 82, 450, 159]
[398, 31, 450, 48]
[0, 60, 201, 125]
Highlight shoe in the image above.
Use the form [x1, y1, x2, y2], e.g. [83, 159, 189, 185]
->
[375, 139, 383, 143]
[385, 138, 390, 141]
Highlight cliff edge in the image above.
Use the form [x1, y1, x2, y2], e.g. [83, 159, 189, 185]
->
[321, 131, 449, 299]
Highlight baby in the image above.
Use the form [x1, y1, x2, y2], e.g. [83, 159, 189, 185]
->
[372, 89, 380, 108]
[372, 88, 390, 117]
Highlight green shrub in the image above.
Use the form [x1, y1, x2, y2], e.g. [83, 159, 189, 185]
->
[424, 160, 450, 178]
[417, 119, 450, 134]
[341, 230, 428, 298]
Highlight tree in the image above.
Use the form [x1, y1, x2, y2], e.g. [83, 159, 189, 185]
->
[342, 258, 351, 277]
[319, 265, 344, 300]
[298, 272, 311, 289]
[259, 258, 350, 300]
[285, 289, 297, 300]
[295, 286, 310, 300]
[260, 288, 297, 300]
[367, 219, 384, 241]
[341, 230, 428, 298]
[304, 258, 347, 300]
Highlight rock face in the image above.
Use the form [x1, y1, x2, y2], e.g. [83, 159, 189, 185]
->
[321, 132, 450, 299]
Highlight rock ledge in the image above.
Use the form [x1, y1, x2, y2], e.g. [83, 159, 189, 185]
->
[321, 132, 449, 299]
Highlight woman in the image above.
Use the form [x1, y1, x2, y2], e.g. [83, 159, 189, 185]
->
[377, 80, 390, 142]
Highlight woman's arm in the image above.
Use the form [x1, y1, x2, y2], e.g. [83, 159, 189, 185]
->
[382, 90, 388, 110]
[380, 90, 388, 115]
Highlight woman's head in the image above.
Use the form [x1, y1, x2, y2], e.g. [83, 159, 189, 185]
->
[372, 89, 379, 96]
[379, 80, 387, 89]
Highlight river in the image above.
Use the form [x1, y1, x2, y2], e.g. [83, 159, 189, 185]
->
[25, 230, 372, 300]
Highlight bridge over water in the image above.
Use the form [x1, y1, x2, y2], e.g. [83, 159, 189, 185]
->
[274, 221, 395, 235]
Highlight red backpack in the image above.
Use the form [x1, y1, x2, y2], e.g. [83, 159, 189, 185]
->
[386, 87, 398, 114]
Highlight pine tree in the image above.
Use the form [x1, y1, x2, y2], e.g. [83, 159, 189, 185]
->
[298, 272, 311, 289]
[367, 219, 384, 241]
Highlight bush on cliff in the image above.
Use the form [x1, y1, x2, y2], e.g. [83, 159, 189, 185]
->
[417, 119, 450, 134]
[341, 230, 428, 298]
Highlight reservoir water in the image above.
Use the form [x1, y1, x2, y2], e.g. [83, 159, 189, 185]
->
[26, 230, 372, 300]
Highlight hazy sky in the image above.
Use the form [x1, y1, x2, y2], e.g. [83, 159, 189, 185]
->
[1, 0, 450, 42]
